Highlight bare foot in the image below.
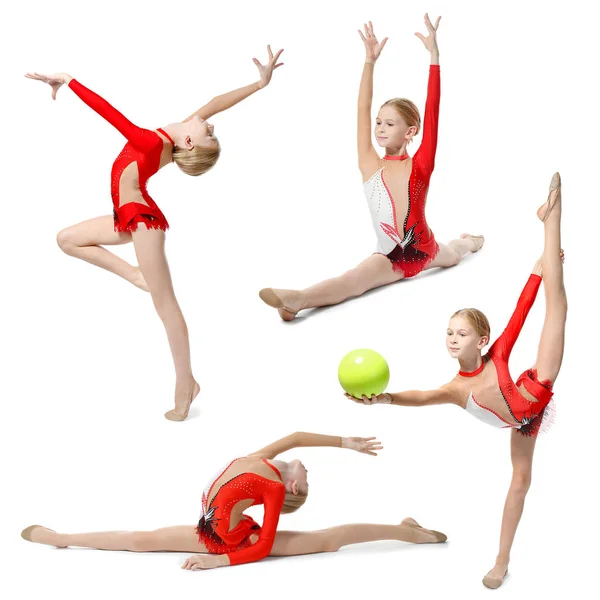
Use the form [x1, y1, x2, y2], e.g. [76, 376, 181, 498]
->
[164, 380, 200, 422]
[132, 266, 150, 292]
[21, 525, 67, 548]
[460, 233, 485, 252]
[258, 288, 301, 322]
[537, 172, 561, 222]
[400, 517, 447, 543]
[482, 564, 509, 589]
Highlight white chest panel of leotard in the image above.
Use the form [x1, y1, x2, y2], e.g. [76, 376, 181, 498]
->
[363, 169, 399, 255]
[201, 459, 238, 515]
[465, 393, 521, 429]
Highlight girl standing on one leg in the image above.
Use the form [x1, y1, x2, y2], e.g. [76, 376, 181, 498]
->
[25, 46, 283, 420]
[21, 432, 446, 569]
[347, 173, 566, 589]
[259, 16, 483, 321]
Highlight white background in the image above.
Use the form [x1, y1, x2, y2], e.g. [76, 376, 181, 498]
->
[2, 0, 599, 598]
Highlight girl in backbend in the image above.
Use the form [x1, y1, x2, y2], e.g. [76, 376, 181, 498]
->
[22, 431, 446, 569]
[260, 16, 483, 321]
[26, 46, 283, 420]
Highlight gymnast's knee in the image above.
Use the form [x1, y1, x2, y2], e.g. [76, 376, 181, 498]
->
[56, 229, 78, 254]
[128, 531, 156, 552]
[511, 471, 532, 495]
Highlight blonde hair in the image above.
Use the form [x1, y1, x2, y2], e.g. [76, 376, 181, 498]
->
[281, 489, 308, 514]
[172, 144, 221, 177]
[451, 308, 491, 340]
[381, 98, 421, 143]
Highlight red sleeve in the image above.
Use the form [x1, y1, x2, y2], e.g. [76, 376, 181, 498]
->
[226, 484, 285, 566]
[68, 80, 160, 152]
[413, 65, 440, 176]
[488, 274, 542, 362]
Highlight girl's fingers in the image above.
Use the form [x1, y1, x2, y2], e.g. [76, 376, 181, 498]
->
[267, 44, 273, 58]
[435, 16, 441, 29]
[274, 63, 284, 69]
[415, 32, 426, 43]
[358, 30, 367, 42]
[380, 37, 388, 50]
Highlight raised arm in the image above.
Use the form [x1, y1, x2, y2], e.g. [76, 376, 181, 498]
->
[25, 71, 158, 152]
[488, 273, 542, 362]
[346, 383, 459, 407]
[249, 431, 382, 459]
[183, 46, 284, 122]
[357, 22, 387, 178]
[414, 14, 441, 173]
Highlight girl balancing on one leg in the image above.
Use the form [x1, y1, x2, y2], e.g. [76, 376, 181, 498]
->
[21, 432, 446, 570]
[25, 46, 283, 421]
[259, 16, 483, 321]
[346, 173, 566, 589]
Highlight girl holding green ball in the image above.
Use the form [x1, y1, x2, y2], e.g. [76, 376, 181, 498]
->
[345, 173, 566, 589]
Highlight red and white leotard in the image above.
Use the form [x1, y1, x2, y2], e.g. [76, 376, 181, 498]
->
[363, 65, 440, 278]
[197, 457, 286, 566]
[457, 274, 554, 436]
[68, 80, 173, 233]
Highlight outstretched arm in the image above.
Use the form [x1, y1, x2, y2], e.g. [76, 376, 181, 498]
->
[183, 46, 284, 122]
[357, 22, 387, 178]
[249, 432, 382, 459]
[25, 71, 159, 152]
[346, 383, 459, 407]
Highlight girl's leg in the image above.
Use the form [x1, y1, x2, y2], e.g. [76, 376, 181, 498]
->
[484, 430, 537, 589]
[425, 234, 484, 270]
[533, 173, 566, 383]
[269, 518, 446, 557]
[260, 254, 403, 321]
[131, 225, 199, 420]
[56, 216, 148, 291]
[22, 524, 202, 552]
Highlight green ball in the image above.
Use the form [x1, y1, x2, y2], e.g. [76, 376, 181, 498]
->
[338, 349, 390, 398]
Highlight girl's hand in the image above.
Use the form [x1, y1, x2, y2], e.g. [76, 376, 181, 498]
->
[341, 436, 384, 456]
[181, 553, 228, 570]
[25, 72, 71, 100]
[345, 392, 393, 405]
[253, 45, 284, 89]
[358, 21, 388, 63]
[415, 13, 441, 55]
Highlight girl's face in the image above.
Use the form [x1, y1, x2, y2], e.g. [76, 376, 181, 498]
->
[446, 316, 488, 360]
[374, 106, 416, 149]
[287, 459, 308, 495]
[187, 115, 219, 149]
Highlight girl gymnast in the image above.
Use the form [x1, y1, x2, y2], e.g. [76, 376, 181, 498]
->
[346, 173, 566, 589]
[21, 432, 446, 569]
[259, 16, 483, 321]
[25, 46, 283, 421]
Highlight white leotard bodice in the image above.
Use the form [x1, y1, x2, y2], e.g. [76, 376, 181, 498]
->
[465, 393, 521, 429]
[363, 169, 402, 255]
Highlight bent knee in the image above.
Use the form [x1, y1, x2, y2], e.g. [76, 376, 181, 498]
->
[56, 229, 78, 254]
